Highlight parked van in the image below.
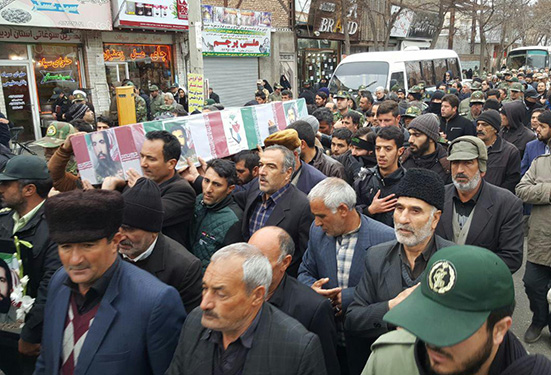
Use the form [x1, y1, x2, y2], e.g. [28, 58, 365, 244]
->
[328, 48, 462, 94]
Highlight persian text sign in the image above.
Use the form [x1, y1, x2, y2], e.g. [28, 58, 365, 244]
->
[187, 73, 204, 113]
[112, 0, 188, 30]
[0, 0, 111, 30]
[202, 25, 270, 57]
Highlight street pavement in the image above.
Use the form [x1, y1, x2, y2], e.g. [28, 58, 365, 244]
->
[511, 240, 551, 358]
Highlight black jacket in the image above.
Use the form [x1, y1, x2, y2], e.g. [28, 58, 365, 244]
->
[440, 112, 476, 141]
[158, 173, 196, 247]
[500, 101, 536, 158]
[485, 135, 521, 193]
[435, 181, 524, 273]
[269, 274, 339, 375]
[166, 304, 327, 375]
[344, 236, 454, 375]
[234, 181, 314, 277]
[401, 144, 450, 184]
[0, 204, 61, 343]
[354, 166, 406, 227]
[127, 233, 202, 314]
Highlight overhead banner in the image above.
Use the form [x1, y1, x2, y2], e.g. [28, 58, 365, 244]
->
[72, 99, 308, 183]
[201, 5, 271, 57]
[0, 0, 112, 30]
[112, 0, 188, 30]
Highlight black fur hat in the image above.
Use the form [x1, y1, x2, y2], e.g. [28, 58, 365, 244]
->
[45, 189, 124, 244]
[395, 168, 445, 211]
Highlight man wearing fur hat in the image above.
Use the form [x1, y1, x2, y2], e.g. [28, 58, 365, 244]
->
[436, 136, 523, 273]
[0, 156, 60, 374]
[345, 168, 454, 374]
[120, 177, 202, 313]
[476, 109, 521, 193]
[402, 114, 451, 184]
[36, 189, 186, 375]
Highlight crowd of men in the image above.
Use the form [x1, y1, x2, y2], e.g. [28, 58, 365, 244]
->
[2, 67, 551, 375]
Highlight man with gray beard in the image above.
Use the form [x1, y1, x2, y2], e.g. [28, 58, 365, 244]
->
[436, 136, 524, 273]
[345, 168, 453, 375]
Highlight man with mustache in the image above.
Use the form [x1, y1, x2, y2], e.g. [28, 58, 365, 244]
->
[475, 109, 520, 193]
[90, 131, 122, 182]
[345, 168, 453, 375]
[363, 246, 551, 375]
[166, 243, 327, 375]
[435, 136, 523, 273]
[119, 177, 202, 313]
[402, 114, 451, 184]
[36, 189, 186, 375]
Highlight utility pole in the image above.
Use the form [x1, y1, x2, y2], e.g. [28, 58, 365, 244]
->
[187, 0, 204, 112]
[448, 6, 455, 50]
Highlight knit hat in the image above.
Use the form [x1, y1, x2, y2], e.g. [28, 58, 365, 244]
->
[477, 109, 501, 131]
[301, 115, 320, 133]
[395, 168, 444, 211]
[45, 189, 124, 244]
[122, 177, 164, 232]
[448, 136, 488, 172]
[407, 113, 441, 144]
[264, 129, 301, 150]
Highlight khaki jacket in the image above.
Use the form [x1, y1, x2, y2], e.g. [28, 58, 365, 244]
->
[362, 330, 419, 375]
[516, 153, 551, 266]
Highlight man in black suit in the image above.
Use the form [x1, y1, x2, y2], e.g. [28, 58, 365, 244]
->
[345, 169, 454, 375]
[119, 177, 202, 313]
[249, 226, 339, 375]
[233, 145, 314, 277]
[166, 243, 327, 375]
[436, 136, 523, 273]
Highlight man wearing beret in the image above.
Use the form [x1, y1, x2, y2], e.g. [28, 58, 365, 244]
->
[36, 189, 186, 375]
[345, 169, 454, 375]
[0, 156, 61, 374]
[435, 136, 523, 273]
[120, 177, 202, 313]
[402, 114, 451, 184]
[363, 246, 551, 375]
[476, 109, 521, 193]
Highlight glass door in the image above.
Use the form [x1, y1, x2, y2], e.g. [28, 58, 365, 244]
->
[105, 62, 129, 85]
[0, 63, 40, 141]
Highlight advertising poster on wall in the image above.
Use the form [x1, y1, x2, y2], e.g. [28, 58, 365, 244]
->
[187, 73, 204, 113]
[0, 0, 112, 30]
[112, 0, 188, 30]
[201, 5, 271, 57]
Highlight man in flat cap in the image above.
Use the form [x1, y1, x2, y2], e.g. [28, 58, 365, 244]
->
[120, 177, 202, 313]
[0, 156, 60, 374]
[36, 189, 186, 375]
[233, 144, 314, 277]
[363, 246, 551, 375]
[436, 136, 523, 273]
[345, 169, 454, 374]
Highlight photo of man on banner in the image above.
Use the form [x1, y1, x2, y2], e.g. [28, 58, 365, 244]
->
[87, 130, 123, 183]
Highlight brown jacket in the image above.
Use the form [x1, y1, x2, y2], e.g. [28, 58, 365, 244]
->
[516, 153, 551, 266]
[310, 147, 346, 180]
[48, 146, 80, 192]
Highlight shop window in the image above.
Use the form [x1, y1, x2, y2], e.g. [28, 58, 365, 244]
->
[0, 43, 27, 60]
[103, 43, 174, 93]
[420, 60, 436, 87]
[32, 44, 82, 114]
[405, 61, 422, 88]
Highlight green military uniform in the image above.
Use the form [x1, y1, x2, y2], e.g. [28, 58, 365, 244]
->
[502, 82, 524, 103]
[126, 81, 147, 123]
[269, 84, 283, 102]
[32, 122, 78, 174]
[460, 91, 485, 120]
[149, 85, 164, 117]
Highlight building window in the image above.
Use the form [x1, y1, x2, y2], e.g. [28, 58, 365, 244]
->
[103, 43, 174, 92]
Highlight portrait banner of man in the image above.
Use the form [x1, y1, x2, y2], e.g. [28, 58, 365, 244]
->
[163, 118, 199, 169]
[113, 124, 145, 179]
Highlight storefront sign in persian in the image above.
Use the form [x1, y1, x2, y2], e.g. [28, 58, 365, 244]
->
[0, 0, 112, 30]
